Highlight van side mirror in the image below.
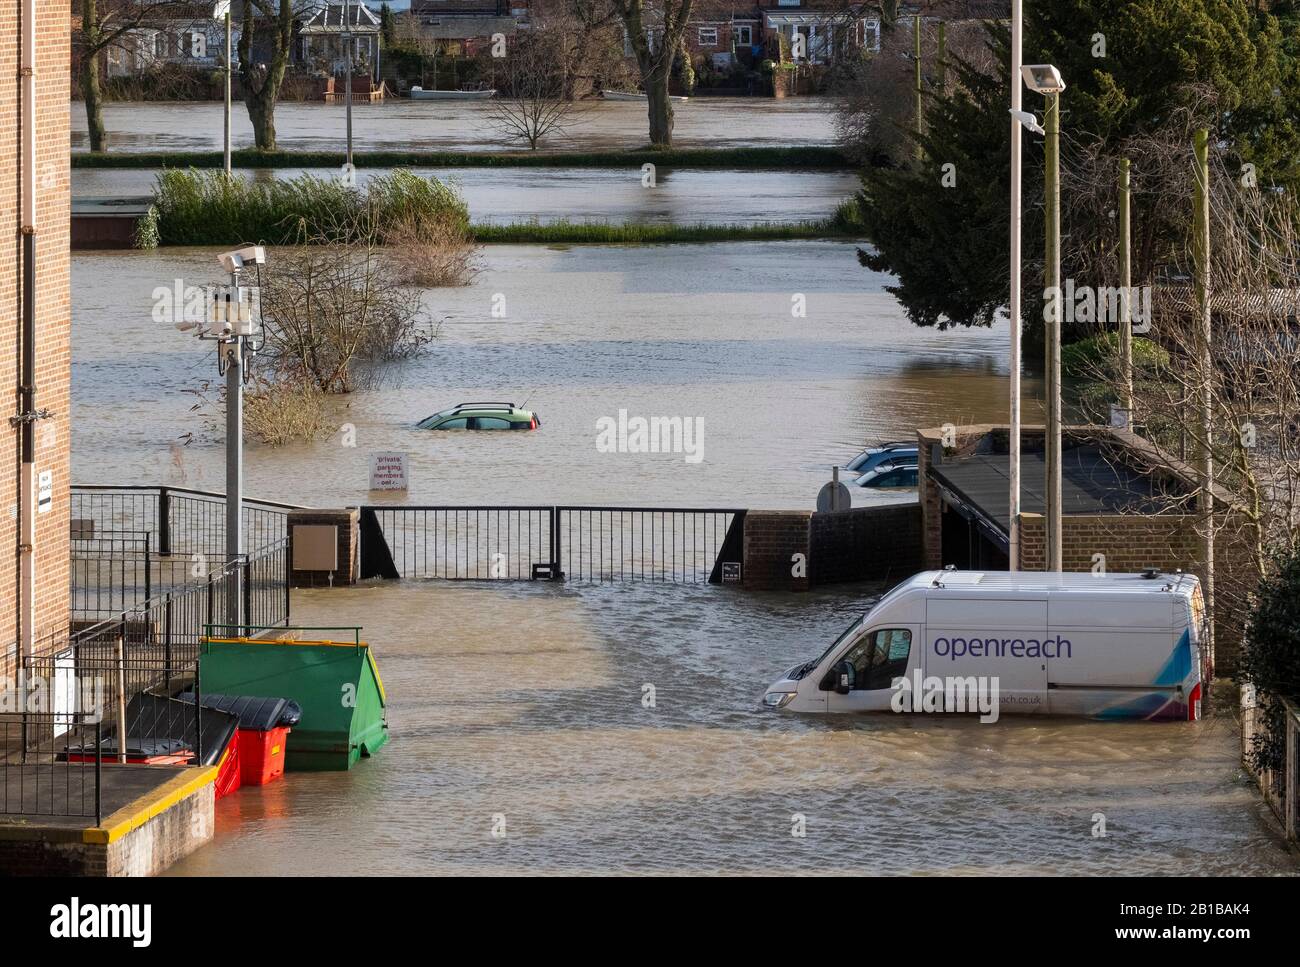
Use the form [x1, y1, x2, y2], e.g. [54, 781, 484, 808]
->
[824, 660, 853, 695]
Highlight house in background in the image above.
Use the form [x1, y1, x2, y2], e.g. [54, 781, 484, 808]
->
[298, 2, 384, 75]
[409, 0, 529, 56]
[100, 4, 235, 77]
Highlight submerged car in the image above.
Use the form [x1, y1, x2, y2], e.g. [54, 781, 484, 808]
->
[842, 442, 919, 476]
[851, 461, 918, 489]
[416, 402, 541, 431]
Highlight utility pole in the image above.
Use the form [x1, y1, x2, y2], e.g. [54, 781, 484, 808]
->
[1119, 157, 1133, 417]
[343, 0, 354, 168]
[223, 3, 232, 175]
[1044, 89, 1062, 571]
[1193, 128, 1216, 678]
[224, 301, 243, 632]
[913, 14, 923, 160]
[1008, 0, 1023, 570]
[936, 21, 946, 94]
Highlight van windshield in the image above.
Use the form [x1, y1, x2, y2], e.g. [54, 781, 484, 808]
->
[813, 615, 865, 668]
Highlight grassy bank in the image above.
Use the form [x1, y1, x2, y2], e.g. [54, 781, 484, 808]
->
[74, 145, 853, 170]
[144, 169, 865, 246]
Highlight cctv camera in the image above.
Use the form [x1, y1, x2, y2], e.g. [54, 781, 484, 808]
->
[1010, 108, 1045, 136]
[218, 245, 267, 275]
[1021, 64, 1065, 95]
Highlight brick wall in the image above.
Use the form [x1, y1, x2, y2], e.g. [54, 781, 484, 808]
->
[0, 0, 72, 673]
[1020, 511, 1251, 674]
[742, 510, 811, 590]
[288, 509, 360, 587]
[810, 504, 922, 585]
[742, 505, 922, 590]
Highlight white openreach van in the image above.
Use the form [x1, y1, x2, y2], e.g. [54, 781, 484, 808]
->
[762, 570, 1206, 720]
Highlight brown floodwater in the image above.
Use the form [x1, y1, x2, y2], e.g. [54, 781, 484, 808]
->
[71, 97, 837, 154]
[167, 581, 1294, 876]
[72, 238, 1294, 875]
[72, 240, 1035, 509]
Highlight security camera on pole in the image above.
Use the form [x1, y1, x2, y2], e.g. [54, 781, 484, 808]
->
[177, 245, 267, 631]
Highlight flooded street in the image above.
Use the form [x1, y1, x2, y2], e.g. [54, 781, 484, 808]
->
[70, 211, 1291, 878]
[169, 581, 1294, 876]
[73, 166, 862, 225]
[73, 240, 1035, 509]
[71, 97, 837, 153]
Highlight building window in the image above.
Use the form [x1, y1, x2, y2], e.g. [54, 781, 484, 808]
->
[735, 24, 753, 46]
[698, 27, 718, 47]
[862, 18, 880, 52]
[777, 0, 801, 6]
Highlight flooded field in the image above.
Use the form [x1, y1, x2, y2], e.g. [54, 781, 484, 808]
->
[73, 166, 862, 226]
[72, 240, 1035, 509]
[71, 97, 837, 154]
[168, 581, 1295, 876]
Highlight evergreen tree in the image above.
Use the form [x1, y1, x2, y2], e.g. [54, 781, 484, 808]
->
[855, 0, 1300, 332]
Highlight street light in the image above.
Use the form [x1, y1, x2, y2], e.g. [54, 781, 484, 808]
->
[179, 245, 266, 632]
[1022, 62, 1066, 572]
[1007, 0, 1023, 572]
[214, 0, 231, 175]
[343, 0, 354, 168]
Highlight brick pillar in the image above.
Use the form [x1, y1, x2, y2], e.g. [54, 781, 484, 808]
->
[743, 510, 811, 590]
[288, 509, 360, 587]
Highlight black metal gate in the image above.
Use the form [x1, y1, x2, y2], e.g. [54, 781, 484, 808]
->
[359, 505, 745, 584]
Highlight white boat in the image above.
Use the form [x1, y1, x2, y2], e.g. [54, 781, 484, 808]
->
[601, 90, 689, 102]
[408, 86, 496, 100]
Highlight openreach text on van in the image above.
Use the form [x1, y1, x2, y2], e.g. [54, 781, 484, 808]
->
[932, 634, 1072, 660]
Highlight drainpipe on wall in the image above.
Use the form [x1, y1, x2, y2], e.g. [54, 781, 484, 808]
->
[16, 0, 40, 662]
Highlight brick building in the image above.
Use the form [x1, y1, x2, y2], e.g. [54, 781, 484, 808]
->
[916, 424, 1252, 671]
[1, 0, 72, 675]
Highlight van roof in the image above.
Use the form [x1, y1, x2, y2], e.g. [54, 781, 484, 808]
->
[901, 569, 1200, 597]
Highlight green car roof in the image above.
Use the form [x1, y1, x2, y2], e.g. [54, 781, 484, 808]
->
[416, 402, 537, 429]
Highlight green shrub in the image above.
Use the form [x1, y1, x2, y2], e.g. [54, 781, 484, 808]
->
[151, 168, 469, 246]
[1241, 545, 1300, 776]
[1061, 332, 1169, 381]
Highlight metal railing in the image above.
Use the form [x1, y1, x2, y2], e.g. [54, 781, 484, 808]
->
[556, 506, 743, 583]
[71, 484, 299, 558]
[1241, 687, 1300, 843]
[0, 713, 104, 823]
[360, 505, 745, 584]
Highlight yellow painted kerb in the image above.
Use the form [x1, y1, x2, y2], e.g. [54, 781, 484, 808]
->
[83, 766, 218, 845]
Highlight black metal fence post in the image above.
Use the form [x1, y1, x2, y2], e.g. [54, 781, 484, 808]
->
[242, 557, 253, 637]
[157, 486, 171, 556]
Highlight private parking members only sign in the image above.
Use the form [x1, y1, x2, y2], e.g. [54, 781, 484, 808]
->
[369, 453, 408, 492]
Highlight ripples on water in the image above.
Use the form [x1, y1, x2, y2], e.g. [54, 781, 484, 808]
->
[168, 582, 1294, 876]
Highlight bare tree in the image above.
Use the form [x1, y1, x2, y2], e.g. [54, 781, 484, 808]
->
[1066, 114, 1300, 661]
[486, 28, 585, 149]
[238, 0, 301, 150]
[610, 0, 693, 147]
[260, 212, 433, 394]
[74, 0, 199, 152]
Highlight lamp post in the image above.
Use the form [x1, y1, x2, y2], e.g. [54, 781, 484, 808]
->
[179, 246, 266, 631]
[1022, 63, 1066, 571]
[1007, 0, 1022, 571]
[343, 0, 354, 168]
[215, 0, 231, 175]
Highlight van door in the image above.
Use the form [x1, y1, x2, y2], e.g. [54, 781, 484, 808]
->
[925, 596, 1049, 714]
[823, 625, 919, 713]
